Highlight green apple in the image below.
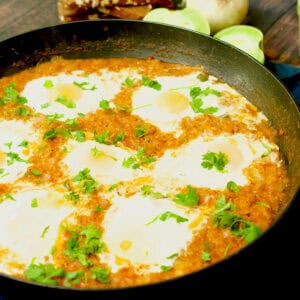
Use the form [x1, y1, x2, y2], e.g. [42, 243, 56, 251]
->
[143, 8, 210, 35]
[214, 25, 265, 64]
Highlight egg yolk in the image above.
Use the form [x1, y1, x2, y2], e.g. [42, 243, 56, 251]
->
[211, 139, 243, 170]
[48, 83, 83, 103]
[120, 240, 132, 251]
[156, 91, 189, 114]
[0, 150, 6, 166]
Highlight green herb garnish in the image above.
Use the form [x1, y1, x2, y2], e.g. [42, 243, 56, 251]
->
[226, 181, 240, 193]
[141, 76, 162, 91]
[55, 96, 76, 108]
[174, 185, 199, 207]
[201, 151, 228, 172]
[146, 211, 188, 226]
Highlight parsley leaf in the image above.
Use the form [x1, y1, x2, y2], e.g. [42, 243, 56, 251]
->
[64, 270, 84, 287]
[18, 140, 29, 148]
[31, 169, 42, 176]
[174, 185, 199, 207]
[141, 76, 162, 91]
[146, 211, 188, 226]
[113, 132, 125, 144]
[40, 225, 50, 238]
[64, 191, 80, 203]
[31, 198, 38, 208]
[14, 107, 31, 117]
[201, 151, 228, 172]
[141, 185, 167, 199]
[94, 131, 110, 144]
[24, 263, 65, 286]
[261, 142, 273, 158]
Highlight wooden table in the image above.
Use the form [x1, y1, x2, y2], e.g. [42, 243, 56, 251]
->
[0, 0, 299, 66]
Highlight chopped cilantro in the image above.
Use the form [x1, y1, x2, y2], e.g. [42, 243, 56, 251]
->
[135, 125, 148, 138]
[146, 211, 188, 226]
[77, 112, 85, 117]
[94, 206, 103, 212]
[212, 196, 262, 244]
[141, 76, 162, 91]
[43, 80, 54, 89]
[113, 132, 125, 144]
[46, 113, 64, 124]
[64, 225, 105, 267]
[0, 193, 15, 202]
[261, 142, 273, 158]
[40, 225, 50, 238]
[40, 102, 51, 109]
[64, 118, 78, 128]
[201, 250, 211, 262]
[43, 129, 57, 140]
[64, 270, 84, 287]
[4, 141, 12, 149]
[64, 191, 80, 203]
[115, 104, 131, 112]
[160, 265, 172, 272]
[166, 253, 178, 259]
[73, 81, 96, 90]
[74, 130, 85, 142]
[141, 185, 166, 199]
[18, 140, 29, 148]
[108, 183, 118, 191]
[201, 151, 228, 172]
[55, 96, 76, 108]
[122, 77, 135, 87]
[14, 107, 31, 117]
[72, 168, 98, 194]
[94, 131, 110, 144]
[31, 198, 38, 208]
[5, 152, 28, 165]
[122, 147, 155, 169]
[43, 128, 73, 140]
[0, 168, 9, 178]
[256, 201, 271, 208]
[226, 181, 240, 193]
[24, 263, 65, 286]
[99, 99, 110, 110]
[31, 169, 42, 176]
[174, 185, 199, 207]
[92, 267, 110, 284]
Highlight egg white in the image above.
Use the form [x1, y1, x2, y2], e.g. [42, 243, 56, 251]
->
[0, 187, 75, 273]
[62, 140, 144, 186]
[100, 192, 206, 273]
[0, 120, 39, 183]
[152, 133, 278, 190]
[21, 71, 131, 119]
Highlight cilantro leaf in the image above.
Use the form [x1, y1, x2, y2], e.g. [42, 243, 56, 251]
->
[99, 99, 110, 110]
[73, 81, 96, 91]
[135, 125, 148, 138]
[43, 80, 54, 89]
[64, 225, 105, 267]
[55, 96, 76, 108]
[201, 151, 228, 172]
[160, 265, 172, 272]
[74, 130, 85, 142]
[122, 147, 155, 169]
[226, 181, 240, 193]
[201, 251, 211, 262]
[122, 77, 135, 87]
[94, 131, 110, 144]
[5, 151, 28, 165]
[92, 267, 110, 284]
[24, 263, 65, 286]
[174, 185, 199, 207]
[141, 76, 162, 91]
[146, 211, 188, 226]
[72, 168, 98, 194]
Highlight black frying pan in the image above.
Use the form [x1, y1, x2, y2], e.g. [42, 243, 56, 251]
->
[0, 20, 299, 299]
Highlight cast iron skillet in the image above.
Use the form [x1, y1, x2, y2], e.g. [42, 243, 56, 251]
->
[0, 20, 299, 299]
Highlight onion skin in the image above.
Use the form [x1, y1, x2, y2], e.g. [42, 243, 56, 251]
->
[186, 0, 249, 34]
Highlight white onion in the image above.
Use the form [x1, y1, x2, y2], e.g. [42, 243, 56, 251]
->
[185, 0, 249, 34]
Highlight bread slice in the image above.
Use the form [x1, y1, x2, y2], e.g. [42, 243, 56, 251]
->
[58, 0, 175, 22]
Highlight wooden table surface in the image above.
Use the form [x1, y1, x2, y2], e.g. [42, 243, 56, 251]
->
[0, 0, 299, 66]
